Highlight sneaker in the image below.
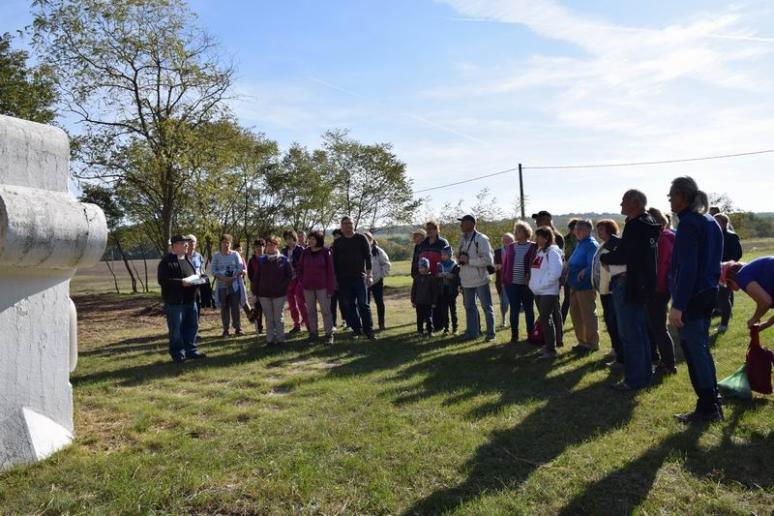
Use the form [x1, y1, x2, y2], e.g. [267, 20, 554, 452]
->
[172, 355, 186, 364]
[606, 360, 624, 371]
[572, 344, 592, 355]
[366, 333, 377, 341]
[509, 335, 519, 344]
[325, 333, 334, 346]
[603, 350, 617, 361]
[609, 381, 634, 392]
[674, 409, 724, 424]
[308, 334, 318, 344]
[442, 329, 449, 336]
[716, 324, 728, 334]
[221, 330, 229, 337]
[187, 352, 207, 360]
[654, 363, 678, 375]
[234, 328, 243, 336]
[485, 334, 496, 342]
[288, 326, 301, 335]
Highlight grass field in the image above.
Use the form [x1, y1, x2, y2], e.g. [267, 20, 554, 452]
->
[1, 247, 772, 514]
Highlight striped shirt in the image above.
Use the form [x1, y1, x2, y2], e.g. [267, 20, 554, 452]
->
[511, 242, 532, 285]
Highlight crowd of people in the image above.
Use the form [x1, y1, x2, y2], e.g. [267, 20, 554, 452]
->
[158, 176, 773, 424]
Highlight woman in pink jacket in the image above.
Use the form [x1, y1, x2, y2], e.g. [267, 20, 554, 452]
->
[646, 208, 676, 375]
[297, 230, 336, 345]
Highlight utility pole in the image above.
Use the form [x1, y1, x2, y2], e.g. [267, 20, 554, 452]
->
[518, 163, 525, 219]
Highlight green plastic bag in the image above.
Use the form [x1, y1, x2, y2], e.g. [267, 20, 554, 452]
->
[718, 365, 752, 400]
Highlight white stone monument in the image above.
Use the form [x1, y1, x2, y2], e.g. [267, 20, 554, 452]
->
[0, 115, 108, 470]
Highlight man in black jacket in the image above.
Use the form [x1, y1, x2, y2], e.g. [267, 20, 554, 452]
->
[332, 216, 375, 340]
[601, 190, 661, 391]
[715, 213, 743, 333]
[158, 235, 206, 363]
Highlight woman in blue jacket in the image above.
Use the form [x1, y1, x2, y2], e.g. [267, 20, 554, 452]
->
[567, 219, 600, 353]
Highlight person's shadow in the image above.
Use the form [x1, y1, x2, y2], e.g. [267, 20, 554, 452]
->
[403, 355, 636, 514]
[556, 398, 773, 515]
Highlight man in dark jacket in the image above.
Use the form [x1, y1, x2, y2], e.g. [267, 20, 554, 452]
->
[158, 235, 206, 363]
[601, 190, 661, 391]
[715, 213, 743, 332]
[669, 177, 724, 423]
[332, 216, 375, 340]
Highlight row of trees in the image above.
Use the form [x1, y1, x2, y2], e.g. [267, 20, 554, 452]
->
[0, 0, 422, 292]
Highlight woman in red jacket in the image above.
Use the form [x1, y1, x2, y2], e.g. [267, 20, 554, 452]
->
[297, 230, 336, 345]
[646, 208, 676, 375]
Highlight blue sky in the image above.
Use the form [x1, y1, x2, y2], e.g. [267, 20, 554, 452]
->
[3, 0, 774, 217]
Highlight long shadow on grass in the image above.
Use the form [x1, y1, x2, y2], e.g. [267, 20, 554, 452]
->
[557, 398, 773, 514]
[403, 358, 635, 514]
[71, 340, 288, 387]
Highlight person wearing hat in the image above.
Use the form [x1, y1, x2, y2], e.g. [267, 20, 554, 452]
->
[412, 257, 440, 337]
[531, 210, 565, 251]
[157, 235, 206, 363]
[410, 227, 428, 279]
[457, 214, 496, 341]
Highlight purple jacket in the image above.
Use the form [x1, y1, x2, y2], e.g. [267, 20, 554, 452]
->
[252, 254, 292, 298]
[297, 247, 336, 294]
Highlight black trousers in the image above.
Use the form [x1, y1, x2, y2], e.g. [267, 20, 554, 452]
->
[718, 286, 734, 326]
[368, 279, 386, 329]
[434, 287, 458, 332]
[646, 291, 676, 367]
[416, 304, 433, 334]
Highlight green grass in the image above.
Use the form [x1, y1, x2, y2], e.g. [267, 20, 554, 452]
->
[1, 256, 772, 514]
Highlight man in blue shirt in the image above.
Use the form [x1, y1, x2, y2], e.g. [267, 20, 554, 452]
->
[725, 257, 774, 332]
[668, 177, 723, 423]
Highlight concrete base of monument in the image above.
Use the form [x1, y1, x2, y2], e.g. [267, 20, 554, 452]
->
[0, 406, 74, 470]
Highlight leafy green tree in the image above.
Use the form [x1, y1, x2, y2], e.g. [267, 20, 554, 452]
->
[33, 0, 234, 250]
[323, 130, 419, 231]
[0, 32, 57, 123]
[80, 183, 140, 293]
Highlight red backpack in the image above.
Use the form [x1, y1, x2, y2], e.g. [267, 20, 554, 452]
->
[746, 326, 774, 394]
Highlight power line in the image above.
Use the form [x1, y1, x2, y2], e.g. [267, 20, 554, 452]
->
[414, 167, 517, 193]
[525, 148, 774, 170]
[413, 148, 774, 194]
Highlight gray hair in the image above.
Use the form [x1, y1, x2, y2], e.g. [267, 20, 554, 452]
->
[670, 176, 707, 213]
[575, 219, 593, 232]
[624, 189, 647, 209]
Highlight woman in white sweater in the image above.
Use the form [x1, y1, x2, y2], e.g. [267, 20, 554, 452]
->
[529, 227, 565, 358]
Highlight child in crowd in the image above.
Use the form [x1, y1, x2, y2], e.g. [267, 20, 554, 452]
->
[436, 246, 460, 335]
[412, 257, 440, 337]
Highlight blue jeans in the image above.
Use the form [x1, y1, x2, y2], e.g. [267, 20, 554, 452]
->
[611, 276, 651, 389]
[165, 303, 199, 360]
[504, 283, 535, 338]
[679, 316, 717, 395]
[338, 277, 374, 336]
[462, 284, 495, 338]
[600, 293, 623, 363]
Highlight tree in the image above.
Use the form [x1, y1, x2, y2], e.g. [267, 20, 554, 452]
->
[323, 130, 420, 231]
[0, 32, 57, 123]
[80, 183, 139, 293]
[33, 0, 234, 251]
[709, 192, 735, 213]
[469, 188, 504, 222]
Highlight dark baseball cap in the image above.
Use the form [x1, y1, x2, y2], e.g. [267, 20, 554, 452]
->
[457, 214, 476, 224]
[531, 210, 552, 219]
[170, 235, 192, 243]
